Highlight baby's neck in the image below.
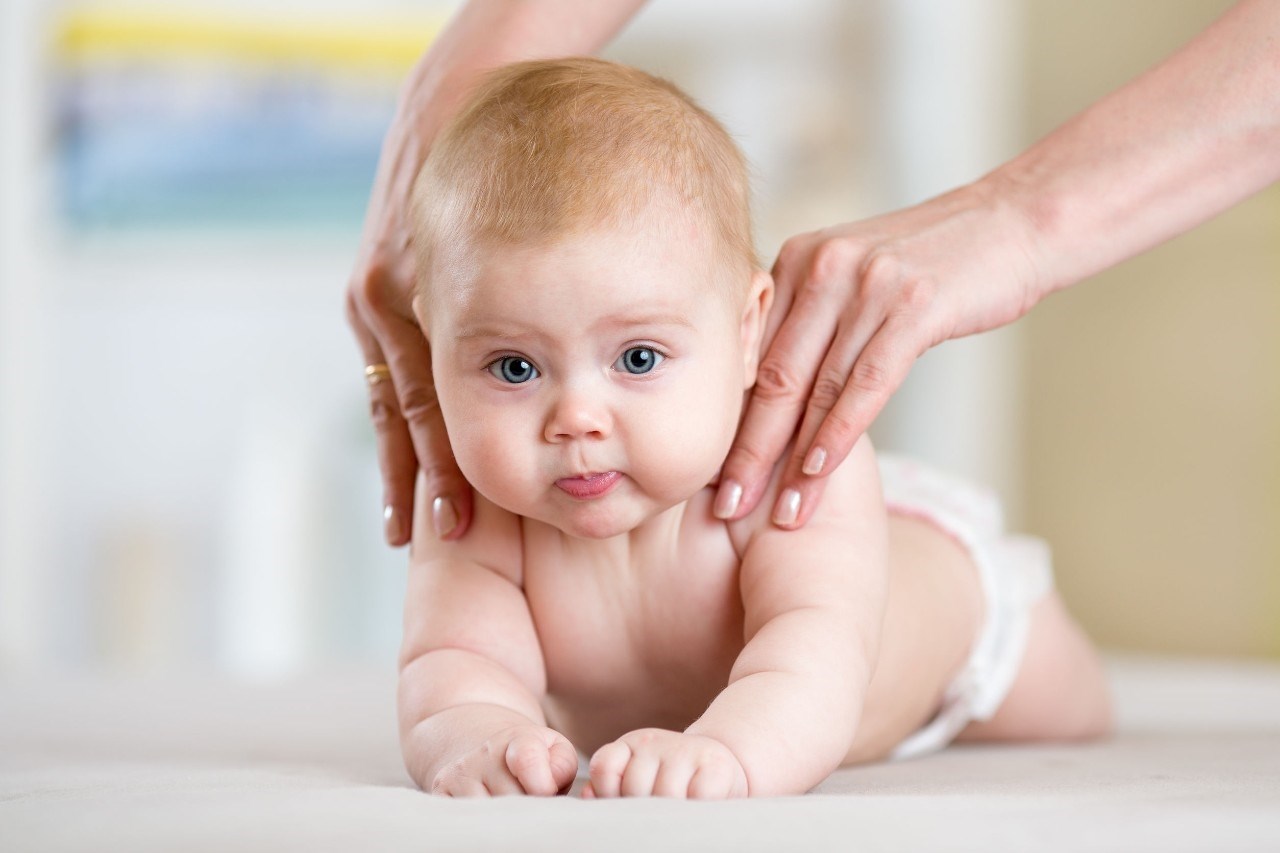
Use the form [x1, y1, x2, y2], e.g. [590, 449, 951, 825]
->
[534, 498, 695, 577]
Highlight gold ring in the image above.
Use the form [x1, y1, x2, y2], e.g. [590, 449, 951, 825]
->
[364, 363, 392, 386]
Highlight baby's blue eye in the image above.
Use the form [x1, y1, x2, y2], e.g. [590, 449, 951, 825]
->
[488, 356, 539, 384]
[615, 346, 663, 375]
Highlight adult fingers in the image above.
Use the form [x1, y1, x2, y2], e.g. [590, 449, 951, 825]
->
[780, 310, 927, 529]
[799, 273, 938, 480]
[816, 312, 925, 471]
[714, 238, 851, 520]
[346, 290, 417, 546]
[371, 310, 474, 541]
[757, 249, 941, 531]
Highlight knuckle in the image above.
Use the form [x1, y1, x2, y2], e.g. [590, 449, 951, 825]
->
[774, 237, 806, 278]
[818, 406, 860, 446]
[726, 438, 772, 473]
[368, 396, 402, 429]
[860, 249, 901, 290]
[806, 239, 855, 293]
[752, 358, 805, 402]
[397, 383, 440, 427]
[508, 746, 541, 772]
[354, 259, 392, 312]
[850, 357, 891, 395]
[635, 729, 659, 747]
[419, 459, 461, 492]
[895, 277, 937, 316]
[809, 368, 847, 412]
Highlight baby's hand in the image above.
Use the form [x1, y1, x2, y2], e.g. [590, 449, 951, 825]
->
[584, 729, 748, 799]
[430, 724, 579, 797]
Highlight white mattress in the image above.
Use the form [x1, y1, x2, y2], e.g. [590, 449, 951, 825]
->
[3, 655, 1279, 852]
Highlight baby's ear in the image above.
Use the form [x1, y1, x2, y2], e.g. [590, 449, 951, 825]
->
[739, 268, 774, 389]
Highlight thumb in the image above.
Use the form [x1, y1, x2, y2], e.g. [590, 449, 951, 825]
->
[548, 738, 581, 794]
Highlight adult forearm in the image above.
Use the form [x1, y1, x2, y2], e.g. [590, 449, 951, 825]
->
[395, 0, 647, 143]
[997, 0, 1280, 297]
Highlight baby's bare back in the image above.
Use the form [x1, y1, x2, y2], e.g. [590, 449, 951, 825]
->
[523, 487, 984, 764]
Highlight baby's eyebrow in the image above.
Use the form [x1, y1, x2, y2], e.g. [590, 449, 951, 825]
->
[452, 324, 533, 342]
[589, 311, 696, 332]
[452, 312, 695, 341]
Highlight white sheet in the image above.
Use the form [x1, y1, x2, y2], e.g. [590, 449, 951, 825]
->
[3, 655, 1278, 852]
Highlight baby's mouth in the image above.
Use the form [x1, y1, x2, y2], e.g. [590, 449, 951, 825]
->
[554, 471, 622, 500]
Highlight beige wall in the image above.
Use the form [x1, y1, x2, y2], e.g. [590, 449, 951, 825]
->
[1021, 1, 1280, 657]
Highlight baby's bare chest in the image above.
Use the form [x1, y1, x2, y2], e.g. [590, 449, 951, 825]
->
[521, 521, 746, 749]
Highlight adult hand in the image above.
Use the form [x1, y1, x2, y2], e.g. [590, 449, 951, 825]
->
[345, 0, 648, 547]
[715, 0, 1280, 532]
[345, 75, 474, 546]
[715, 176, 1047, 530]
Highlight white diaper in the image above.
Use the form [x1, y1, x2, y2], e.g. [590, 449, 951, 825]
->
[877, 454, 1054, 761]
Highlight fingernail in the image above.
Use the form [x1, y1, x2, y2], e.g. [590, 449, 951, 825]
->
[383, 505, 403, 543]
[772, 489, 801, 527]
[714, 480, 743, 519]
[432, 496, 458, 538]
[802, 447, 826, 476]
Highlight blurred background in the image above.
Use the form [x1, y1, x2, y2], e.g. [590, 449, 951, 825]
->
[1, 0, 1275, 678]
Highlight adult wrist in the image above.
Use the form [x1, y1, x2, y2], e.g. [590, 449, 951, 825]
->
[974, 161, 1063, 304]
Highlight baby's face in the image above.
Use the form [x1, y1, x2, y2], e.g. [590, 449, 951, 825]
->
[424, 213, 765, 539]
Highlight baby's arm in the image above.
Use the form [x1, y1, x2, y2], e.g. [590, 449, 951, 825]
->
[588, 438, 889, 798]
[398, 475, 577, 796]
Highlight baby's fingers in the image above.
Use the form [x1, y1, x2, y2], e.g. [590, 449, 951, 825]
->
[587, 741, 633, 798]
[687, 763, 748, 800]
[547, 738, 581, 795]
[430, 762, 493, 797]
[650, 758, 697, 798]
[504, 733, 563, 796]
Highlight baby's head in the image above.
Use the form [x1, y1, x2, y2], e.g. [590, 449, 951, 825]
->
[412, 58, 772, 539]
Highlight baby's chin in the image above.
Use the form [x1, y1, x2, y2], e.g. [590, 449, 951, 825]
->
[481, 480, 699, 541]
[535, 494, 665, 541]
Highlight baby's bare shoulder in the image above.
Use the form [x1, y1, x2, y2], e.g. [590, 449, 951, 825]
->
[410, 473, 524, 585]
[725, 437, 884, 557]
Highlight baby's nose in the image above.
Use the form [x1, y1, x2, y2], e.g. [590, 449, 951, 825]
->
[544, 390, 612, 442]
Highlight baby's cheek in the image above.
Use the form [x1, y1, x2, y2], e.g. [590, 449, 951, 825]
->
[642, 387, 737, 492]
[449, 418, 530, 512]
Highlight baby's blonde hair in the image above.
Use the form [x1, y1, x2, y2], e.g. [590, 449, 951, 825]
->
[412, 57, 755, 297]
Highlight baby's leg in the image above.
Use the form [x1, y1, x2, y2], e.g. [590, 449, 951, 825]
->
[955, 592, 1112, 744]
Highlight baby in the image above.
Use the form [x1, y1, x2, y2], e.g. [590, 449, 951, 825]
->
[398, 57, 1111, 799]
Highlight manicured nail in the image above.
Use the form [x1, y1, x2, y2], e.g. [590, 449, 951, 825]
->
[383, 505, 403, 543]
[432, 496, 458, 538]
[772, 489, 801, 527]
[714, 480, 743, 519]
[802, 447, 826, 476]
